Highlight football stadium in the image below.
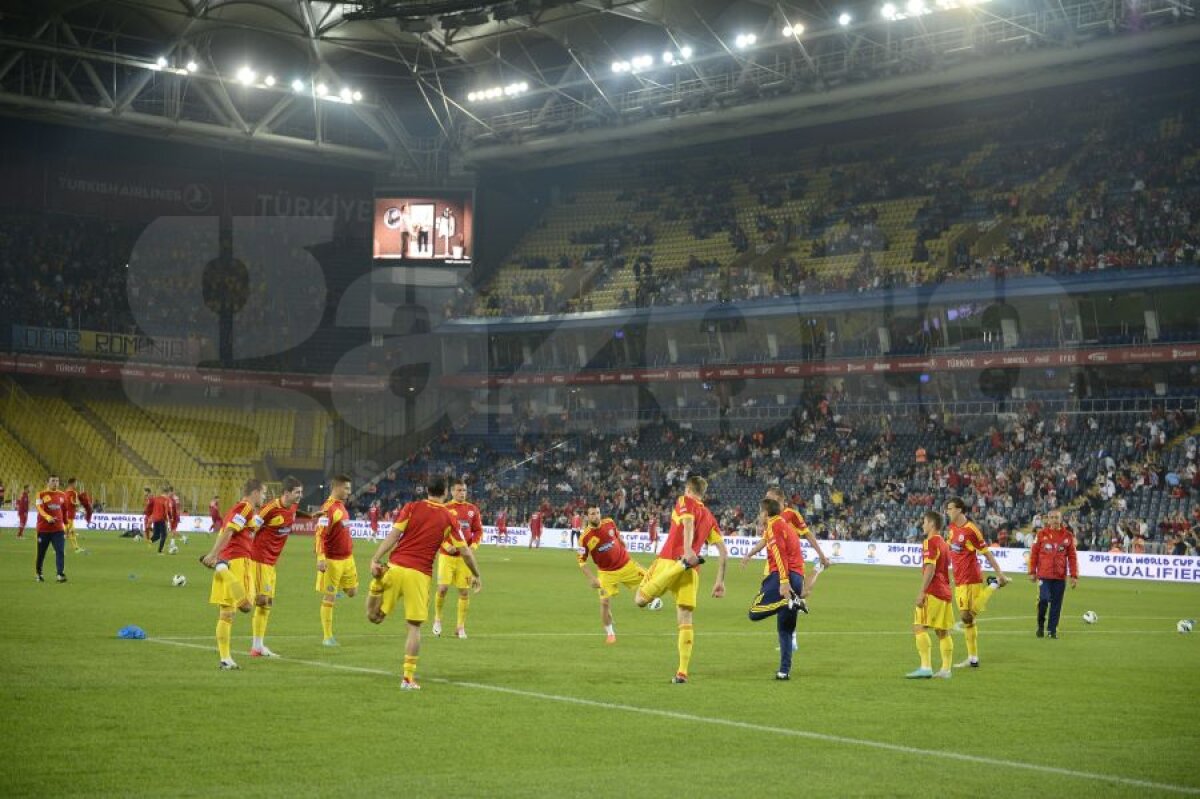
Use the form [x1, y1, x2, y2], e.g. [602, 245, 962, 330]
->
[1, 0, 1199, 794]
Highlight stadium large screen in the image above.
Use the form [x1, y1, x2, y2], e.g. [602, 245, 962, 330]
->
[372, 191, 473, 265]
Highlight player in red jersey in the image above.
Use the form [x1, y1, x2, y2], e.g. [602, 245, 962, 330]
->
[34, 475, 68, 582]
[1029, 509, 1079, 639]
[315, 475, 358, 646]
[646, 511, 659, 549]
[435, 479, 484, 638]
[578, 505, 663, 644]
[495, 507, 508, 546]
[141, 487, 153, 543]
[746, 498, 807, 679]
[907, 511, 955, 679]
[944, 496, 1010, 669]
[367, 477, 482, 690]
[167, 489, 182, 551]
[569, 510, 583, 548]
[147, 486, 173, 554]
[635, 475, 728, 683]
[368, 502, 381, 542]
[79, 486, 93, 526]
[16, 485, 31, 537]
[201, 479, 265, 670]
[248, 476, 305, 658]
[528, 509, 543, 549]
[62, 477, 85, 554]
[208, 495, 222, 533]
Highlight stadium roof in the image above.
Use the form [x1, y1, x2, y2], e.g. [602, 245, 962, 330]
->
[0, 0, 1197, 176]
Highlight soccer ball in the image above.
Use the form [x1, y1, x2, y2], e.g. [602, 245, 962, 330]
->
[1082, 610, 1098, 624]
[1178, 619, 1195, 634]
[171, 574, 187, 587]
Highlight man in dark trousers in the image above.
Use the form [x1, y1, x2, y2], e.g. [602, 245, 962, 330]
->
[1029, 509, 1079, 639]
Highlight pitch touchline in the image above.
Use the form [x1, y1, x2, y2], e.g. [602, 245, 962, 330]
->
[146, 638, 1198, 795]
[150, 629, 1179, 641]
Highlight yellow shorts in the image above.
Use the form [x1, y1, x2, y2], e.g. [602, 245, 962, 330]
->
[914, 595, 955, 630]
[369, 565, 432, 623]
[253, 561, 277, 600]
[209, 557, 255, 607]
[437, 554, 474, 590]
[316, 557, 359, 595]
[954, 583, 992, 615]
[598, 560, 647, 599]
[639, 558, 700, 609]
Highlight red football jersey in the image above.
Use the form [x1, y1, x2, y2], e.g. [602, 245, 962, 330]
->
[169, 496, 180, 530]
[443, 500, 484, 555]
[209, 500, 222, 522]
[921, 533, 953, 602]
[1030, 526, 1079, 580]
[947, 520, 988, 586]
[578, 518, 631, 572]
[781, 506, 809, 535]
[495, 510, 508, 532]
[63, 488, 78, 521]
[148, 494, 171, 523]
[250, 499, 298, 566]
[368, 505, 380, 531]
[315, 498, 353, 560]
[17, 491, 29, 513]
[764, 515, 805, 577]
[529, 512, 542, 535]
[35, 490, 67, 534]
[218, 500, 256, 561]
[660, 495, 721, 560]
[388, 499, 463, 576]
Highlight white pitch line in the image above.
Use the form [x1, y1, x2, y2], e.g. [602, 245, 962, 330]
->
[146, 638, 1200, 796]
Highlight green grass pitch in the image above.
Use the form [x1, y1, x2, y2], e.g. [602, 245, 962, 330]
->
[2, 532, 1198, 797]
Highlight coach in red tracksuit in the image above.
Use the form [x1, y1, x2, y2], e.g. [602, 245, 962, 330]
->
[1029, 509, 1078, 639]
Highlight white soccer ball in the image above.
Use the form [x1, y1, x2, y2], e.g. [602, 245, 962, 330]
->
[1082, 610, 1098, 624]
[171, 574, 187, 587]
[1177, 619, 1195, 634]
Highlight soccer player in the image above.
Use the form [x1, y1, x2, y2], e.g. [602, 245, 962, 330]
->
[746, 498, 806, 680]
[209, 495, 222, 533]
[635, 475, 728, 684]
[79, 485, 93, 526]
[248, 476, 305, 658]
[141, 487, 154, 545]
[366, 477, 483, 690]
[528, 508, 542, 549]
[435, 479, 484, 638]
[495, 507, 508, 546]
[907, 511, 955, 679]
[646, 511, 659, 550]
[368, 502, 380, 542]
[62, 477, 85, 554]
[16, 485, 30, 538]
[148, 485, 173, 554]
[1029, 509, 1079, 639]
[314, 474, 358, 646]
[34, 475, 68, 583]
[167, 489, 182, 551]
[201, 479, 264, 670]
[569, 510, 583, 548]
[944, 496, 1010, 668]
[578, 505, 663, 644]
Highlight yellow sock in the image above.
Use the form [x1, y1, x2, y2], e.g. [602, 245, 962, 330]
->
[320, 602, 334, 639]
[915, 631, 932, 669]
[216, 614, 233, 661]
[677, 624, 694, 676]
[403, 655, 419, 681]
[252, 606, 270, 641]
[435, 591, 446, 622]
[67, 531, 80, 551]
[939, 635, 955, 671]
[964, 624, 979, 659]
[457, 596, 470, 629]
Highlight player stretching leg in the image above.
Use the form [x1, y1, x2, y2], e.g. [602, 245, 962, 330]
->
[366, 477, 483, 690]
[944, 497, 1010, 668]
[201, 480, 264, 670]
[746, 498, 806, 680]
[635, 476, 727, 683]
[437, 479, 484, 638]
[578, 505, 662, 644]
[908, 511, 955, 679]
[62, 478, 85, 554]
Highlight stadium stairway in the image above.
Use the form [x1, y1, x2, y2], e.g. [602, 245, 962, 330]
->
[68, 399, 161, 479]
